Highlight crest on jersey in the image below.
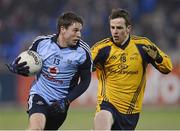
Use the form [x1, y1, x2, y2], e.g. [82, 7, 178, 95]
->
[120, 53, 127, 63]
[48, 66, 59, 76]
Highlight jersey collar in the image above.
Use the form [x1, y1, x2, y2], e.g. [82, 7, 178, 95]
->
[112, 35, 130, 50]
[51, 34, 78, 50]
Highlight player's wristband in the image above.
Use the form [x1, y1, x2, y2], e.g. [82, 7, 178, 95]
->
[155, 53, 163, 63]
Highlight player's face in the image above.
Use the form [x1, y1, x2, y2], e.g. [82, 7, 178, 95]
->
[62, 22, 82, 47]
[110, 18, 131, 44]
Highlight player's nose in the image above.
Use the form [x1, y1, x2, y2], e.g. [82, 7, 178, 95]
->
[76, 31, 81, 38]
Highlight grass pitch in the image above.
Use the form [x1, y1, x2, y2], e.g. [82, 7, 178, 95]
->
[0, 106, 180, 130]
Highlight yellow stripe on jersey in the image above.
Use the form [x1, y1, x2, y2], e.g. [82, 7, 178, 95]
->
[100, 69, 108, 101]
[127, 71, 146, 114]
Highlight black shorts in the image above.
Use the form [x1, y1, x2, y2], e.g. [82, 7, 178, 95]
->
[100, 101, 139, 130]
[27, 94, 68, 130]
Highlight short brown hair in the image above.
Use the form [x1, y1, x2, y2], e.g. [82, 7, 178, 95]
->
[109, 8, 132, 27]
[57, 12, 83, 34]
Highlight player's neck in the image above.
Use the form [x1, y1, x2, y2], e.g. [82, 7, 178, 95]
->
[119, 35, 129, 46]
[57, 35, 68, 47]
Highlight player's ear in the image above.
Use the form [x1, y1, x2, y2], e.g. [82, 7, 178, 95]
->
[60, 26, 66, 34]
[127, 25, 132, 34]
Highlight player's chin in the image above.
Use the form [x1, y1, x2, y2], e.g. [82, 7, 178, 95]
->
[69, 42, 77, 47]
[113, 38, 120, 43]
[72, 40, 78, 45]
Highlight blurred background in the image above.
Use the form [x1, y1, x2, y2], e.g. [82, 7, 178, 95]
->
[0, 0, 180, 130]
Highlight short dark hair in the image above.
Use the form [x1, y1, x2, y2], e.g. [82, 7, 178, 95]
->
[109, 8, 132, 27]
[57, 12, 83, 34]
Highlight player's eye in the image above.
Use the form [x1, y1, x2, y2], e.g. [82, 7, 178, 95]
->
[73, 29, 79, 32]
[117, 26, 123, 30]
[111, 26, 115, 29]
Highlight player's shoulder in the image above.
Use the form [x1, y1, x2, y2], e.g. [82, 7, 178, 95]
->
[131, 35, 153, 46]
[29, 34, 56, 51]
[77, 39, 92, 64]
[91, 37, 112, 50]
[32, 34, 56, 44]
[78, 39, 91, 50]
[78, 39, 91, 52]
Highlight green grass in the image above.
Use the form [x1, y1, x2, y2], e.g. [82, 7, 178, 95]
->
[136, 106, 180, 130]
[0, 106, 180, 130]
[61, 107, 95, 130]
[0, 107, 28, 129]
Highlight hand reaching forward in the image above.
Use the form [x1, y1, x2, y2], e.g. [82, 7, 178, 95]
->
[50, 98, 70, 114]
[142, 45, 163, 63]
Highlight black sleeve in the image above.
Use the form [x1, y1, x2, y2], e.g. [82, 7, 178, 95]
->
[66, 49, 92, 102]
[78, 50, 92, 71]
[66, 68, 91, 102]
[94, 46, 111, 66]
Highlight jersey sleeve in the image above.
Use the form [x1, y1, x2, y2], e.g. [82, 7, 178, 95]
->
[28, 35, 52, 61]
[152, 44, 173, 74]
[91, 41, 111, 71]
[78, 39, 93, 72]
[78, 50, 92, 71]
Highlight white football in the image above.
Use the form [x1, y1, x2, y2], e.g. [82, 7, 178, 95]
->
[18, 50, 42, 76]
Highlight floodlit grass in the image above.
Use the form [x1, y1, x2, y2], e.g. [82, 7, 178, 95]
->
[0, 106, 180, 130]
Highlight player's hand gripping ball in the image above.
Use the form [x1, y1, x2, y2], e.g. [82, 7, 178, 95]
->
[17, 50, 42, 76]
[6, 50, 42, 76]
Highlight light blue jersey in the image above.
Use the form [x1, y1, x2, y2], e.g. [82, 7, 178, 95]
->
[29, 34, 92, 105]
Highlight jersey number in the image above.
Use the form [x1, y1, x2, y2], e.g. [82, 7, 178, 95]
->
[53, 58, 60, 65]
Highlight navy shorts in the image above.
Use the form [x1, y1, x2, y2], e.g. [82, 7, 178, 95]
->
[100, 101, 139, 130]
[27, 94, 68, 130]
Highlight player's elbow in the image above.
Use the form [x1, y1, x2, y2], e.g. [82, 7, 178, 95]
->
[79, 70, 91, 93]
[83, 75, 91, 87]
